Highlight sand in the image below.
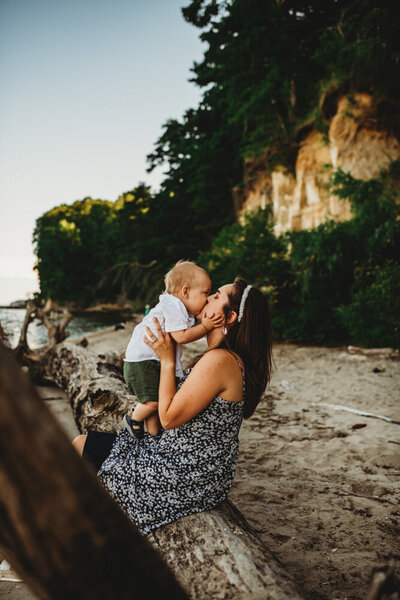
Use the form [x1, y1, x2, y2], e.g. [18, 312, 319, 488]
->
[1, 324, 399, 600]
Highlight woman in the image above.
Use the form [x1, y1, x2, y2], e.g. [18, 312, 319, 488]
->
[73, 278, 272, 533]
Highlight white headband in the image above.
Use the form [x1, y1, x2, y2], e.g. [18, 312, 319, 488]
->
[238, 285, 252, 322]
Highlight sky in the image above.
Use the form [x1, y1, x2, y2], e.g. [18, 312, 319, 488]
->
[0, 0, 204, 303]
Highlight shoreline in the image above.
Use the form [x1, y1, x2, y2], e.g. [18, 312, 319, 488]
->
[2, 303, 398, 353]
[0, 303, 137, 316]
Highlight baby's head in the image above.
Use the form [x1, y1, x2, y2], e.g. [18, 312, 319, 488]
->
[164, 260, 211, 316]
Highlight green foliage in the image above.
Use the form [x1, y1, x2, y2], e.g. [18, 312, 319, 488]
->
[33, 190, 155, 307]
[179, 0, 400, 170]
[34, 198, 115, 305]
[277, 221, 355, 342]
[198, 208, 286, 289]
[278, 167, 400, 345]
[315, 2, 400, 101]
[33, 1, 400, 347]
[337, 261, 400, 348]
[198, 167, 400, 348]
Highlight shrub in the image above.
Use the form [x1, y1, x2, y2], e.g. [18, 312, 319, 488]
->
[338, 261, 400, 349]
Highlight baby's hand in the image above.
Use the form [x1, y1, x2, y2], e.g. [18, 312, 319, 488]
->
[201, 312, 224, 331]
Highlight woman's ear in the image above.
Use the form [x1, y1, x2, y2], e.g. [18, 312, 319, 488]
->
[226, 310, 237, 325]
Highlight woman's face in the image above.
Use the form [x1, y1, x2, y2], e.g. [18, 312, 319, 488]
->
[202, 283, 235, 319]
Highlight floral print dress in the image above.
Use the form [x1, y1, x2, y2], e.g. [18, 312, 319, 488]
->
[98, 360, 245, 533]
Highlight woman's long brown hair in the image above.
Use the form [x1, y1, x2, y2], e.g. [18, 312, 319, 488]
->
[188, 278, 273, 419]
[218, 278, 273, 418]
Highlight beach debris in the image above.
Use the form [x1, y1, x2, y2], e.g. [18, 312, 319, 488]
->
[351, 423, 367, 430]
[11, 299, 74, 382]
[312, 402, 400, 425]
[0, 322, 11, 348]
[348, 345, 399, 359]
[280, 380, 296, 390]
[78, 337, 89, 347]
[15, 299, 73, 358]
[372, 367, 385, 373]
[114, 322, 126, 330]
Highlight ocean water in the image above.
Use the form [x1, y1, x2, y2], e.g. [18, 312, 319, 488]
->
[0, 307, 124, 349]
[0, 276, 125, 348]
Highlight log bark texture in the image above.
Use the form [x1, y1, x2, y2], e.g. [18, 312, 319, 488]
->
[44, 341, 134, 433]
[15, 300, 73, 358]
[148, 500, 303, 600]
[0, 342, 187, 600]
[43, 341, 304, 599]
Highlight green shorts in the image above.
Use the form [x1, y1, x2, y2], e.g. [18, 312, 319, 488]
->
[123, 360, 161, 404]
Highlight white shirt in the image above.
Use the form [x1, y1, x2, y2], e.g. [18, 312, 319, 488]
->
[124, 293, 195, 378]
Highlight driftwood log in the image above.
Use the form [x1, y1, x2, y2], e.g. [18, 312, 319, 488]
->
[148, 501, 302, 599]
[13, 299, 74, 384]
[347, 345, 399, 359]
[0, 321, 11, 348]
[15, 299, 73, 357]
[42, 340, 304, 599]
[44, 341, 133, 433]
[0, 342, 187, 600]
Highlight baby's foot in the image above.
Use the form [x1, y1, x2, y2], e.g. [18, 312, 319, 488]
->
[123, 414, 144, 440]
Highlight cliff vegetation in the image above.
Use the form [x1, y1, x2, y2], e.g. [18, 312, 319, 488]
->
[34, 0, 400, 347]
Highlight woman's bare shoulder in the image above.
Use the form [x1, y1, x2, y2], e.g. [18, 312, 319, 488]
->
[194, 348, 242, 370]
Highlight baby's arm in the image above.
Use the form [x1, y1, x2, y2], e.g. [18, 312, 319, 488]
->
[170, 313, 223, 345]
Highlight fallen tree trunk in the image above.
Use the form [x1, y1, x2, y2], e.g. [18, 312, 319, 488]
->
[0, 342, 187, 600]
[43, 340, 304, 599]
[44, 341, 133, 433]
[148, 500, 302, 600]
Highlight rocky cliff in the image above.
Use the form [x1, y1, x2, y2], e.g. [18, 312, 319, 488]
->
[239, 93, 400, 235]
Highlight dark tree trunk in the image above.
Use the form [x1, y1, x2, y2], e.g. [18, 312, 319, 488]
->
[0, 342, 187, 600]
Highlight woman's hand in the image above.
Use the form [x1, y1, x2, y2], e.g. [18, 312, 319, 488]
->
[144, 318, 175, 366]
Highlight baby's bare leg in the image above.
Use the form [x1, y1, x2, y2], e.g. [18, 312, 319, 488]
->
[146, 412, 160, 436]
[72, 434, 88, 456]
[131, 401, 158, 422]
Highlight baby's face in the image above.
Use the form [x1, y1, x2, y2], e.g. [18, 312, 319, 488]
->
[184, 273, 211, 316]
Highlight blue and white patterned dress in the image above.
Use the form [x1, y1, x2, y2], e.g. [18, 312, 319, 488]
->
[98, 360, 244, 533]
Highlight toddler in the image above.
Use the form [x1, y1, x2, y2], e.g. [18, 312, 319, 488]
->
[122, 260, 222, 439]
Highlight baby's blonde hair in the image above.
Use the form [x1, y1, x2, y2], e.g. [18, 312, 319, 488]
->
[164, 260, 209, 294]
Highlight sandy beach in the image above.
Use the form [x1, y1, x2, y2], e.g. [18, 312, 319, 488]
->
[1, 324, 399, 599]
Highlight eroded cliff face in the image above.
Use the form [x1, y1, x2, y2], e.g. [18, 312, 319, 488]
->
[239, 93, 400, 235]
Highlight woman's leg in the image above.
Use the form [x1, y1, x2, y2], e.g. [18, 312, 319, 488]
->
[72, 434, 87, 456]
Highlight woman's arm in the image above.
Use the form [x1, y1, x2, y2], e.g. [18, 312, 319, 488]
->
[144, 319, 230, 429]
[159, 350, 231, 429]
